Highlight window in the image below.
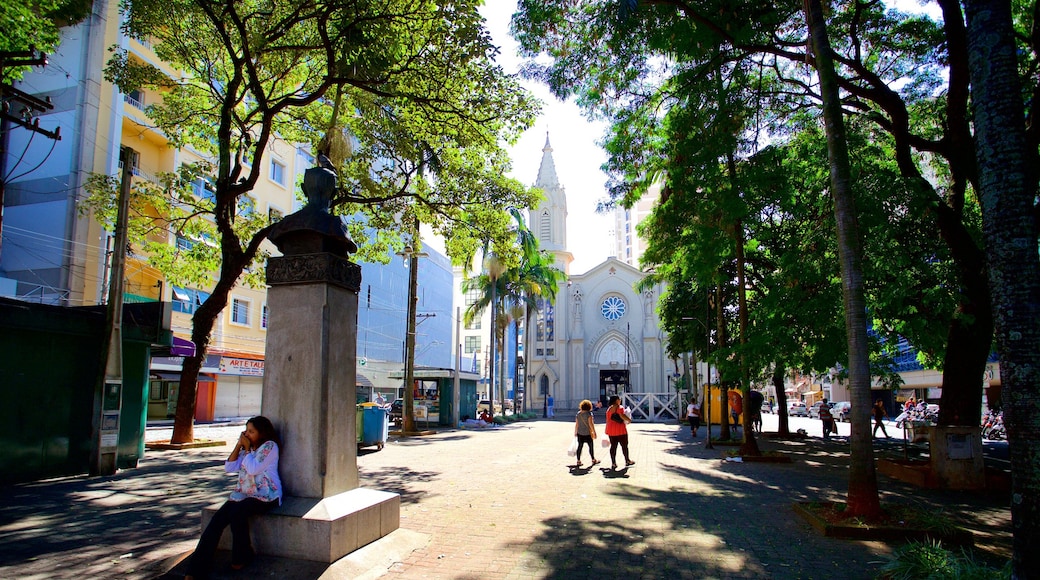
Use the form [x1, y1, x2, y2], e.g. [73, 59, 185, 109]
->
[191, 177, 216, 204]
[125, 89, 144, 109]
[237, 195, 255, 217]
[268, 206, 284, 223]
[175, 235, 193, 252]
[171, 286, 210, 315]
[231, 297, 251, 325]
[539, 210, 551, 242]
[464, 336, 481, 354]
[465, 317, 481, 330]
[270, 159, 286, 186]
[464, 288, 481, 306]
[261, 303, 269, 329]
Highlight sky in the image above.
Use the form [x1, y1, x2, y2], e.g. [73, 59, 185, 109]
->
[478, 1, 616, 275]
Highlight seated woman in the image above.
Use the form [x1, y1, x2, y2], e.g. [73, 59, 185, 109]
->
[185, 416, 282, 580]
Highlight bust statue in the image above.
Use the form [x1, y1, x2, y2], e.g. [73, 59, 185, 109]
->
[269, 155, 357, 257]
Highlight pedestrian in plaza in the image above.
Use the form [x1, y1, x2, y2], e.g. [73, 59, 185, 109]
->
[872, 399, 891, 438]
[686, 397, 701, 437]
[185, 416, 283, 580]
[547, 393, 555, 418]
[605, 395, 634, 470]
[573, 399, 600, 467]
[748, 390, 764, 433]
[819, 399, 836, 439]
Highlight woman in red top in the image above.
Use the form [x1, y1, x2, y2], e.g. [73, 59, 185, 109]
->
[605, 395, 634, 470]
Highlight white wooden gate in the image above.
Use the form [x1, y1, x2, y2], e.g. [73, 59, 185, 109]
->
[621, 392, 680, 422]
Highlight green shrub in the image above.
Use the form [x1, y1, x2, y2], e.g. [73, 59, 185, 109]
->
[878, 540, 1010, 580]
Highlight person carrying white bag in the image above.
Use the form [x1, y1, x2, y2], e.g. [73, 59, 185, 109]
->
[572, 400, 600, 467]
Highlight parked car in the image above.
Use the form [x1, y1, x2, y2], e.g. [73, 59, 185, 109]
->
[808, 401, 834, 419]
[389, 399, 404, 422]
[788, 402, 808, 417]
[831, 401, 851, 422]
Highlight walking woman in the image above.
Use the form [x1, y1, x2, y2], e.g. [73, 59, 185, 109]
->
[185, 416, 283, 580]
[605, 395, 634, 470]
[872, 400, 891, 438]
[573, 399, 600, 467]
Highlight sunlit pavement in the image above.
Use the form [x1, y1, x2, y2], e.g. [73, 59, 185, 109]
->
[0, 415, 1011, 580]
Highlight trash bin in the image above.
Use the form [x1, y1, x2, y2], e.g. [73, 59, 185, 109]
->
[358, 402, 388, 450]
[356, 405, 364, 444]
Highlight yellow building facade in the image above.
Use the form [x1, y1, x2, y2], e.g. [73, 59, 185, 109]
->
[1, 0, 306, 421]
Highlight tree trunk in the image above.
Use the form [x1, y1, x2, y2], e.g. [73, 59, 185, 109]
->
[963, 1, 1040, 574]
[773, 366, 790, 435]
[806, 0, 881, 518]
[170, 267, 238, 444]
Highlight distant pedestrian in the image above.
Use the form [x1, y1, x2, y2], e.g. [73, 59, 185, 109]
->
[873, 400, 891, 438]
[605, 395, 634, 470]
[819, 399, 836, 439]
[748, 390, 764, 433]
[686, 398, 701, 437]
[547, 393, 555, 418]
[573, 400, 600, 467]
[185, 416, 282, 580]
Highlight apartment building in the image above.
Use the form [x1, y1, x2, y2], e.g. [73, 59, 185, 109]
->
[2, 3, 457, 422]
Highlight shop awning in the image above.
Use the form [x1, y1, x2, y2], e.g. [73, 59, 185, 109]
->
[170, 336, 196, 357]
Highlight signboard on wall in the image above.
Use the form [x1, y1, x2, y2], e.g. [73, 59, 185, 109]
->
[218, 357, 265, 376]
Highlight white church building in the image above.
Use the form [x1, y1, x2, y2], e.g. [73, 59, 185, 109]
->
[524, 136, 674, 413]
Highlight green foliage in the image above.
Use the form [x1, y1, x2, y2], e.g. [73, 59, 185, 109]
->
[100, 0, 541, 277]
[1, 0, 91, 81]
[878, 540, 1010, 580]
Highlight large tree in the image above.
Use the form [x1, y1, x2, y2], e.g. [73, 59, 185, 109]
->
[963, 0, 1040, 574]
[99, 0, 539, 443]
[512, 0, 1008, 430]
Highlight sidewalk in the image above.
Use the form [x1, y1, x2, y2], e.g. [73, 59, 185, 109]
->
[0, 415, 1011, 579]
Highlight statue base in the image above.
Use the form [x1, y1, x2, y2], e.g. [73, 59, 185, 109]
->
[203, 488, 400, 562]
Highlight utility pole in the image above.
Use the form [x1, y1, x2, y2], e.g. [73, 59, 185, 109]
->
[91, 157, 132, 475]
[402, 243, 420, 433]
[453, 306, 462, 427]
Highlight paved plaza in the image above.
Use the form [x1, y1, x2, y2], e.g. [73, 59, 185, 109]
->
[0, 414, 1011, 579]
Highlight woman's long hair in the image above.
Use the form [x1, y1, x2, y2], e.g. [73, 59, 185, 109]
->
[248, 416, 281, 448]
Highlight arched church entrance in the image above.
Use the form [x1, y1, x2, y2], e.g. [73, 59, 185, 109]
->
[599, 369, 629, 406]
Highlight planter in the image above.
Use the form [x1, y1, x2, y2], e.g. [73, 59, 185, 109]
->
[146, 439, 227, 450]
[793, 502, 973, 547]
[877, 458, 938, 488]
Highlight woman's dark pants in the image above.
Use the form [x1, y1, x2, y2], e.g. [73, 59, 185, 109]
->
[187, 497, 276, 577]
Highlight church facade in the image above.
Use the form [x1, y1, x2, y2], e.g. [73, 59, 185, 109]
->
[526, 136, 673, 411]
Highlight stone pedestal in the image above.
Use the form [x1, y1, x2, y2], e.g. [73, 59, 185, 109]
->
[929, 425, 985, 490]
[203, 488, 400, 561]
[264, 253, 362, 498]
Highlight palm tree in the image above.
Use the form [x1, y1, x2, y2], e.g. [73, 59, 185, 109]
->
[462, 211, 565, 416]
[501, 210, 566, 412]
[463, 255, 507, 419]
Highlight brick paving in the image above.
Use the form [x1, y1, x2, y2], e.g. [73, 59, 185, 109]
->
[0, 414, 1011, 580]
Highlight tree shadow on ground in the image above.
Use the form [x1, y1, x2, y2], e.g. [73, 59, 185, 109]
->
[0, 448, 231, 577]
